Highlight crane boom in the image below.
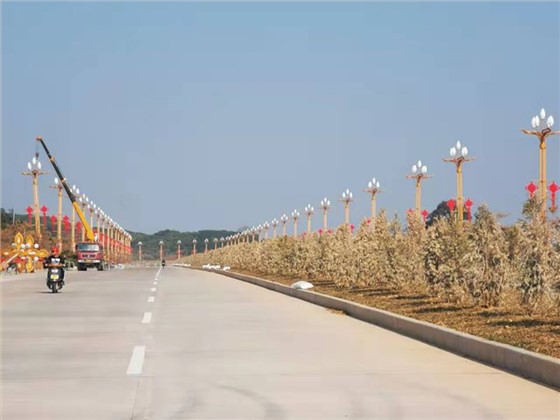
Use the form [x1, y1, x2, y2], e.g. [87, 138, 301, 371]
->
[35, 136, 95, 242]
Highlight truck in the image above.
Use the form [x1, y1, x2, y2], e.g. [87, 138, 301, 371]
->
[36, 137, 107, 271]
[76, 242, 105, 271]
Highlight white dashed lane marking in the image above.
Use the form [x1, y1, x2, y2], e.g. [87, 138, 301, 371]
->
[148, 296, 155, 303]
[126, 346, 145, 375]
[142, 312, 152, 324]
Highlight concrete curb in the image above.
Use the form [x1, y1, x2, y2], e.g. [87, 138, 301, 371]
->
[181, 265, 560, 390]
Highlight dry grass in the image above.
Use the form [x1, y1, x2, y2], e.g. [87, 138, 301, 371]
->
[234, 269, 560, 359]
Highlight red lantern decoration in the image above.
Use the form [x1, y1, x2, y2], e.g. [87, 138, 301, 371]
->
[50, 215, 57, 232]
[447, 199, 456, 213]
[465, 198, 473, 222]
[548, 181, 559, 213]
[26, 206, 33, 224]
[525, 181, 538, 198]
[41, 205, 48, 227]
[76, 221, 82, 233]
[421, 209, 428, 222]
[63, 215, 70, 233]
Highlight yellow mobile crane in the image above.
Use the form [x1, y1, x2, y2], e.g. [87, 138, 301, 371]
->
[36, 137, 106, 270]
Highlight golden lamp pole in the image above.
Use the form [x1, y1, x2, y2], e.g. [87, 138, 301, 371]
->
[50, 178, 64, 250]
[21, 154, 47, 239]
[263, 222, 270, 240]
[192, 239, 197, 255]
[320, 198, 330, 230]
[138, 241, 143, 261]
[364, 177, 383, 220]
[159, 240, 164, 260]
[271, 219, 279, 239]
[70, 185, 80, 251]
[406, 160, 432, 216]
[204, 238, 209, 253]
[339, 189, 353, 225]
[522, 108, 558, 218]
[280, 214, 288, 236]
[177, 240, 182, 259]
[443, 142, 474, 223]
[220, 237, 225, 248]
[304, 204, 314, 234]
[291, 210, 300, 237]
[213, 238, 218, 250]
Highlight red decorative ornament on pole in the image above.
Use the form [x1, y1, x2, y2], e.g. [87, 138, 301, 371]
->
[421, 209, 428, 222]
[50, 215, 57, 233]
[525, 181, 538, 199]
[548, 181, 559, 213]
[76, 221, 82, 234]
[63, 215, 70, 233]
[447, 199, 456, 213]
[41, 205, 48, 228]
[26, 206, 33, 224]
[465, 198, 473, 222]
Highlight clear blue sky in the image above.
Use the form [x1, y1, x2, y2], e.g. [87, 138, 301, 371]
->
[2, 2, 559, 234]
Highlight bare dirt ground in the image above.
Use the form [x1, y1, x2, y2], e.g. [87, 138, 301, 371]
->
[234, 269, 560, 359]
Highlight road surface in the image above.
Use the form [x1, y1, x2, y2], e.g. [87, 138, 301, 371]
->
[1, 267, 559, 419]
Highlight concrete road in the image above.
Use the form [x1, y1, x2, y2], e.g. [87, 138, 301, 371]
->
[1, 267, 559, 419]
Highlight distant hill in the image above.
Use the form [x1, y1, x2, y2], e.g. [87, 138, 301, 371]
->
[1, 208, 236, 259]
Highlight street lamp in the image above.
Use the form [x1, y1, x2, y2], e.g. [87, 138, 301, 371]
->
[406, 160, 432, 216]
[320, 198, 330, 229]
[339, 189, 353, 225]
[271, 219, 279, 238]
[213, 237, 218, 249]
[138, 241, 143, 261]
[220, 236, 225, 248]
[51, 177, 64, 250]
[364, 178, 382, 220]
[192, 239, 197, 254]
[177, 239, 182, 259]
[443, 142, 475, 223]
[291, 209, 300, 237]
[204, 238, 209, 253]
[304, 204, 314, 234]
[280, 214, 289, 236]
[522, 108, 558, 218]
[263, 222, 270, 239]
[159, 240, 164, 261]
[21, 153, 47, 239]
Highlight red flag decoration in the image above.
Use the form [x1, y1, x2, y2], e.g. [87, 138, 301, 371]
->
[63, 215, 70, 232]
[525, 181, 538, 198]
[41, 205, 48, 227]
[465, 198, 473, 222]
[421, 209, 428, 222]
[26, 206, 33, 224]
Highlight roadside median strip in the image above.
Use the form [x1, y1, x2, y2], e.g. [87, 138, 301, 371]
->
[184, 266, 560, 391]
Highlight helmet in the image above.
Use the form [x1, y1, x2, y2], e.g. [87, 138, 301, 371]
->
[51, 246, 59, 254]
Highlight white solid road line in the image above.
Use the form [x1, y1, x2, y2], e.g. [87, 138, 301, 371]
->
[150, 287, 156, 292]
[153, 281, 158, 285]
[148, 296, 155, 303]
[142, 312, 152, 324]
[126, 346, 145, 375]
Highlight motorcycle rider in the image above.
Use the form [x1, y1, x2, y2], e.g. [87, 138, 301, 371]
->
[45, 246, 65, 287]
[161, 259, 166, 267]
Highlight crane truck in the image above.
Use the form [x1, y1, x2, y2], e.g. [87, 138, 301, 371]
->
[36, 137, 106, 271]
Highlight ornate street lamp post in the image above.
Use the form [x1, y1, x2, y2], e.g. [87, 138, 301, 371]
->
[263, 222, 270, 239]
[21, 154, 46, 239]
[204, 238, 209, 253]
[177, 240, 182, 259]
[192, 239, 197, 255]
[280, 214, 288, 236]
[213, 238, 218, 250]
[271, 219, 279, 238]
[51, 177, 64, 250]
[364, 177, 382, 220]
[138, 241, 143, 261]
[159, 240, 164, 261]
[339, 189, 353, 225]
[522, 108, 558, 218]
[304, 204, 314, 234]
[443, 142, 475, 223]
[320, 198, 330, 229]
[406, 160, 432, 216]
[291, 210, 300, 237]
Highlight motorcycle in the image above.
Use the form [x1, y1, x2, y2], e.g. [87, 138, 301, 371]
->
[161, 260, 166, 267]
[47, 267, 64, 293]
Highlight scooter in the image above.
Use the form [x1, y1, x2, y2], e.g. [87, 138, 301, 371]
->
[161, 260, 166, 267]
[47, 267, 64, 293]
